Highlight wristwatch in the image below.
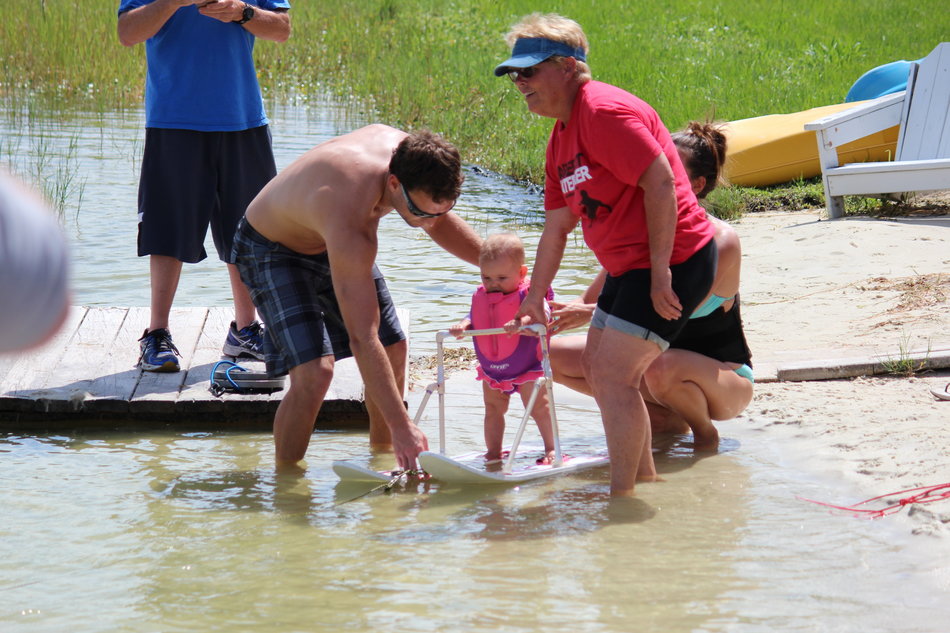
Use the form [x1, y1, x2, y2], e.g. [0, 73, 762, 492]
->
[235, 3, 255, 25]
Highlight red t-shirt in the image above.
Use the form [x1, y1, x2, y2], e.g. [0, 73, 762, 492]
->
[544, 81, 714, 275]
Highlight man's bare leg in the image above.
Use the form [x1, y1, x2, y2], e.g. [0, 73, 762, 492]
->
[149, 255, 182, 331]
[227, 263, 258, 329]
[274, 356, 334, 465]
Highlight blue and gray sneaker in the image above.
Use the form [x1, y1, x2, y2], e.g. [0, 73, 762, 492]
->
[222, 320, 265, 361]
[138, 328, 181, 372]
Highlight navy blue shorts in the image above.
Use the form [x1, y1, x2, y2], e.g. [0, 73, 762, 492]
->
[592, 238, 717, 351]
[137, 126, 277, 263]
[231, 219, 406, 377]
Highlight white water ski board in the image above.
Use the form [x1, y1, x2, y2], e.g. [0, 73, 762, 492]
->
[333, 449, 609, 485]
[332, 461, 399, 483]
[418, 449, 609, 485]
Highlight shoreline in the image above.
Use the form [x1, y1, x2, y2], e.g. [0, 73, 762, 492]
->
[687, 209, 950, 536]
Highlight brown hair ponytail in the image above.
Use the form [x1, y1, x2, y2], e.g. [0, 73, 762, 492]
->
[672, 121, 727, 199]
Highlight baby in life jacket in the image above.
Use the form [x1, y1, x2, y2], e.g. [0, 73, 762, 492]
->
[450, 233, 556, 465]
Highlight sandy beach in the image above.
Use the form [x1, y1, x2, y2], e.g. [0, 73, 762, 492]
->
[717, 208, 950, 537]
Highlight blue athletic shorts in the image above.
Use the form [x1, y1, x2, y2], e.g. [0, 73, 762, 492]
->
[591, 238, 717, 351]
[231, 219, 406, 377]
[137, 126, 277, 263]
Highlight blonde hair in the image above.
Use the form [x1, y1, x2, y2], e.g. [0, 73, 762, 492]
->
[479, 232, 525, 267]
[504, 13, 592, 83]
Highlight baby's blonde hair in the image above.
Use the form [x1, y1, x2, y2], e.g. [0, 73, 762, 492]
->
[479, 232, 525, 267]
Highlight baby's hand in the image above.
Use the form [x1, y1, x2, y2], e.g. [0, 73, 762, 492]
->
[448, 320, 470, 339]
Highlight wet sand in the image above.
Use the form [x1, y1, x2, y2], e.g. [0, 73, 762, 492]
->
[731, 209, 950, 538]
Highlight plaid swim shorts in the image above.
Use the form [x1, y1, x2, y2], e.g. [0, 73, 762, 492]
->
[232, 219, 405, 377]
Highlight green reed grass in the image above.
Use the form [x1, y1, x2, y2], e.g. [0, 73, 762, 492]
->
[3, 0, 946, 187]
[0, 122, 86, 220]
[261, 0, 948, 183]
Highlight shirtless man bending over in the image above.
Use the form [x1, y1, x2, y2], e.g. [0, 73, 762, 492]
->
[232, 125, 482, 469]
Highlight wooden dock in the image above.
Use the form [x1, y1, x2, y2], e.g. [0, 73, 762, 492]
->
[0, 306, 389, 432]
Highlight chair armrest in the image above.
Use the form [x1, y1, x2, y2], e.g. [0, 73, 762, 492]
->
[804, 92, 905, 131]
[804, 92, 905, 152]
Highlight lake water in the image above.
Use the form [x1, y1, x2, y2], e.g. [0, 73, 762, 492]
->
[0, 99, 598, 356]
[1, 101, 948, 632]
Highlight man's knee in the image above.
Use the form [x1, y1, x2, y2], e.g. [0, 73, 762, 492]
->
[288, 358, 334, 404]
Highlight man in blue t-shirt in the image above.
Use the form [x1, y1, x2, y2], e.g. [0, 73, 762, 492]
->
[117, 0, 291, 372]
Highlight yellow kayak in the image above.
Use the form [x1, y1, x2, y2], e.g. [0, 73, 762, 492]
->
[722, 101, 898, 187]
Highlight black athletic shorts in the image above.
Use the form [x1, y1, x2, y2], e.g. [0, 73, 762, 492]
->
[231, 219, 406, 377]
[136, 126, 277, 263]
[592, 237, 717, 351]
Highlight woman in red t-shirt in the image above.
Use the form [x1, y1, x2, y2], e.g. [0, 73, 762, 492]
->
[493, 13, 718, 495]
[548, 123, 754, 453]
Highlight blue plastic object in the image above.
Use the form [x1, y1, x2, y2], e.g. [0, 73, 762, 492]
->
[210, 359, 249, 396]
[845, 59, 921, 102]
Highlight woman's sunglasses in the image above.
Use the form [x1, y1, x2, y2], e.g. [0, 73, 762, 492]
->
[402, 184, 453, 219]
[507, 64, 543, 82]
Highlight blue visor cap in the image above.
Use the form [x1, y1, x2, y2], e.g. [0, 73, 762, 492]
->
[493, 38, 587, 76]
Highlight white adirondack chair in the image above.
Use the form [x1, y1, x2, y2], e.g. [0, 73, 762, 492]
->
[805, 42, 950, 218]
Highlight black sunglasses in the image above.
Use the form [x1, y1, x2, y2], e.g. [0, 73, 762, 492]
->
[507, 64, 543, 82]
[401, 184, 453, 219]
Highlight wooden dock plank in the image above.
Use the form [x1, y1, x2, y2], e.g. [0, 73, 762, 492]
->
[78, 306, 154, 414]
[0, 306, 411, 431]
[177, 305, 230, 413]
[0, 306, 88, 411]
[0, 355, 16, 385]
[100, 306, 152, 404]
[29, 306, 128, 413]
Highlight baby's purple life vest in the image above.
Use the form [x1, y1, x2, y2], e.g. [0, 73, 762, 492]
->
[469, 280, 553, 393]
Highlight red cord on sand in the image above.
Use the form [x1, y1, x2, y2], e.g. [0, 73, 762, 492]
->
[797, 483, 950, 519]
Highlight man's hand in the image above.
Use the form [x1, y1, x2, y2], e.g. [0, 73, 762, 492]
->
[198, 0, 244, 22]
[392, 422, 429, 471]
